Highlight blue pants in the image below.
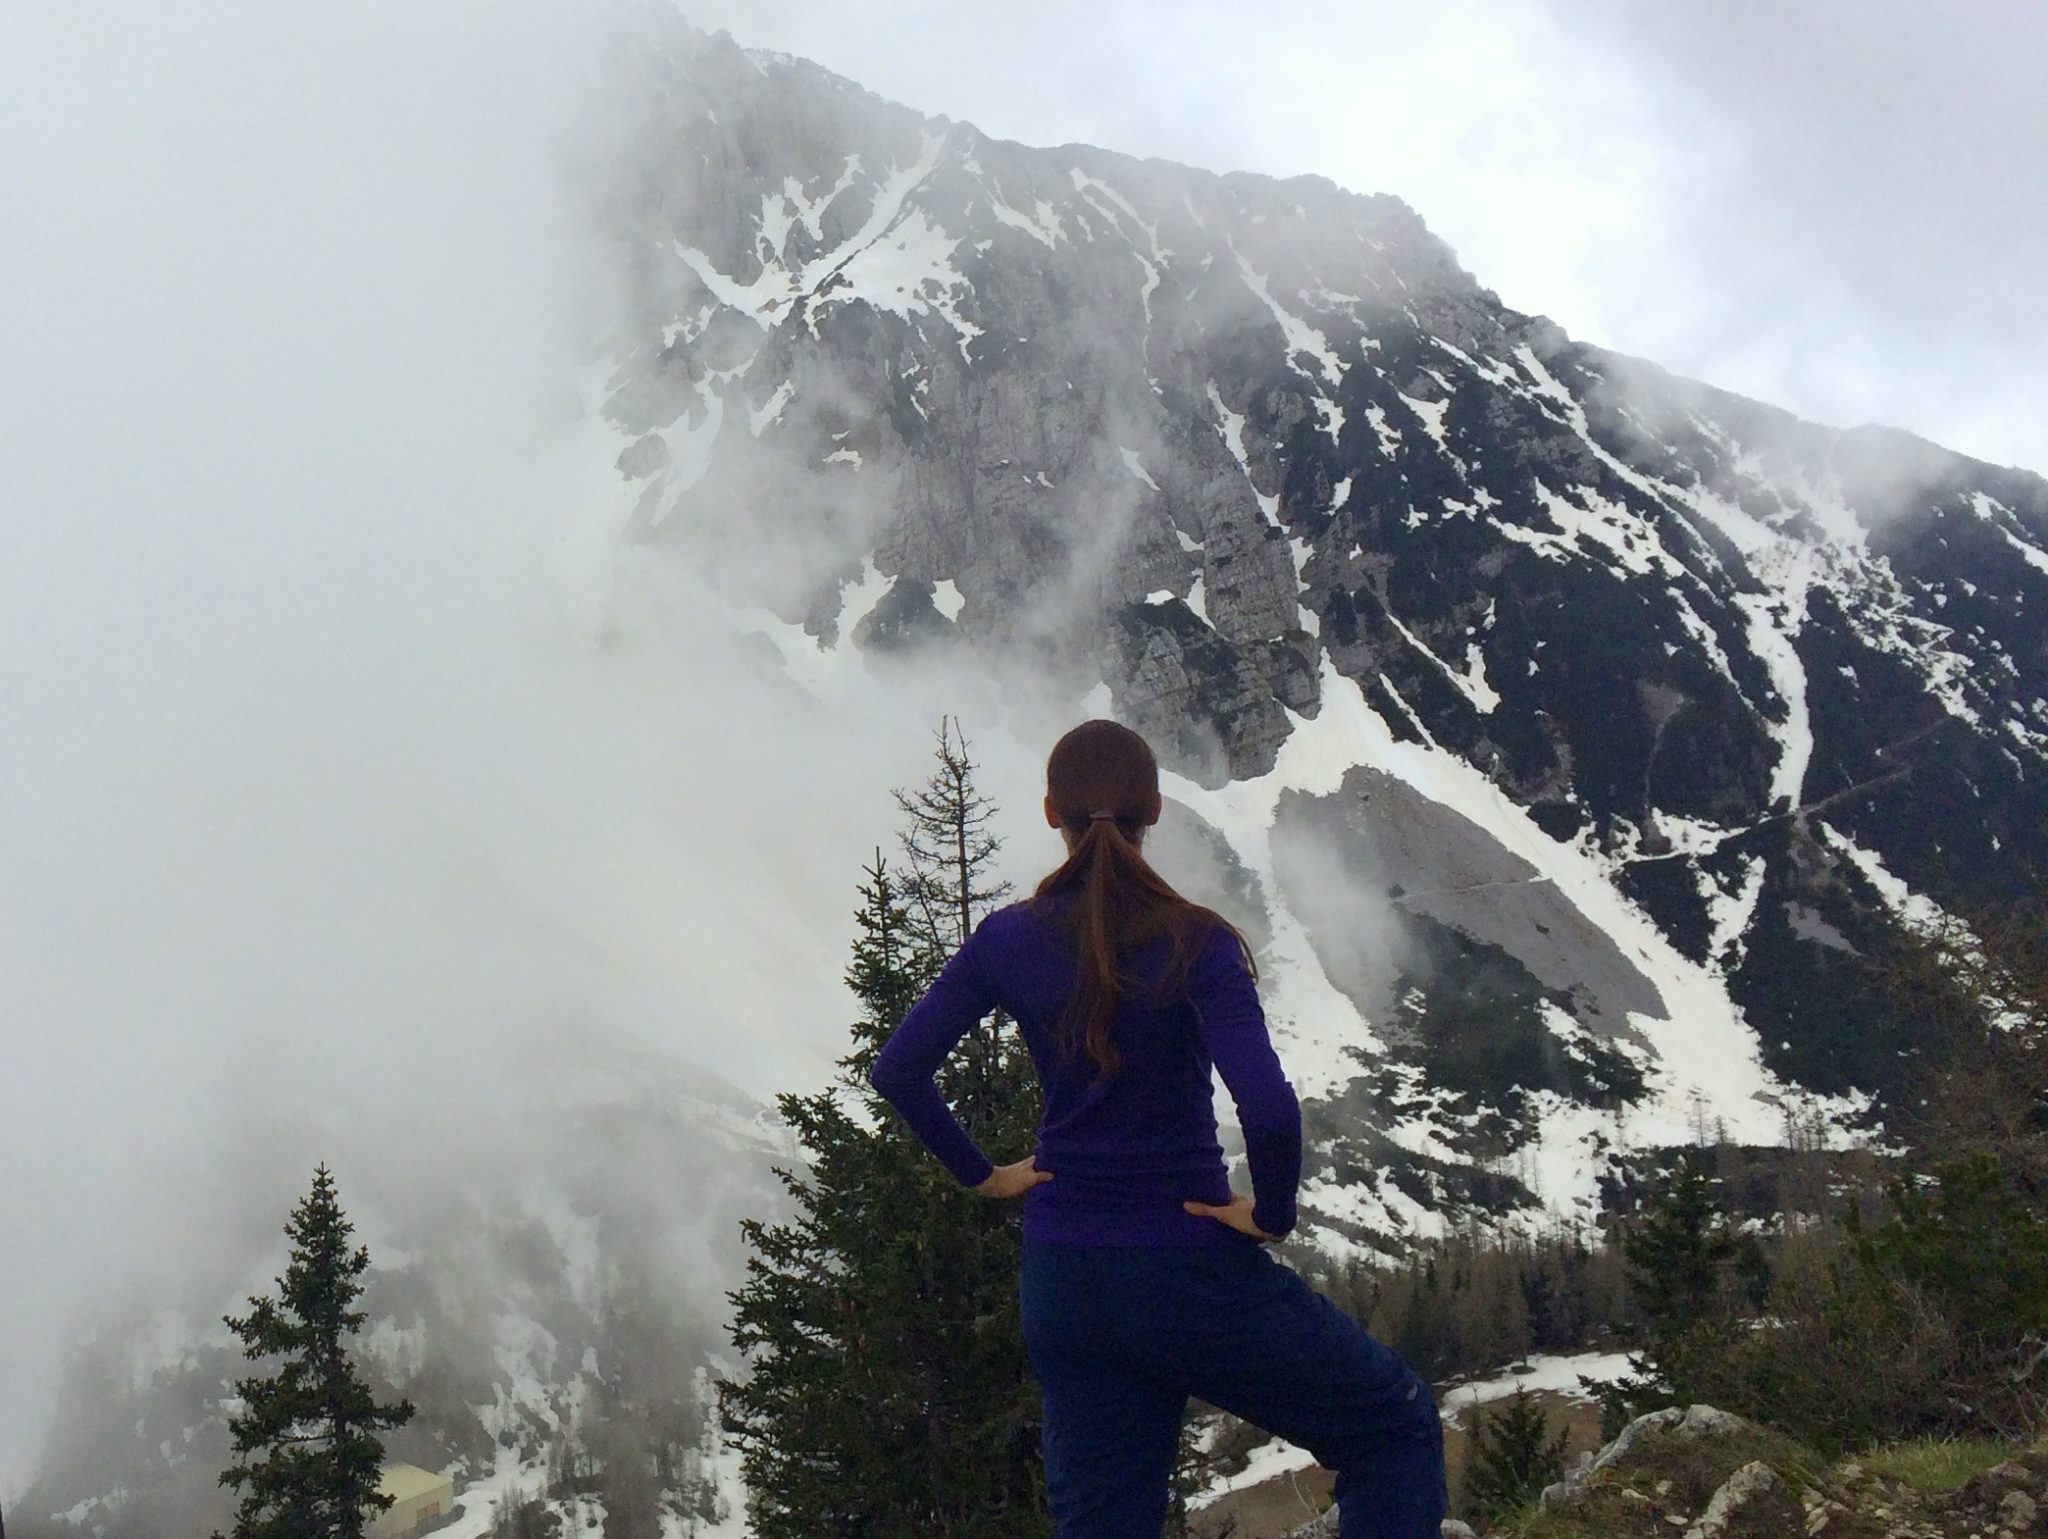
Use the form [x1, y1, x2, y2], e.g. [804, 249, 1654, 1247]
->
[1020, 1238, 1447, 1538]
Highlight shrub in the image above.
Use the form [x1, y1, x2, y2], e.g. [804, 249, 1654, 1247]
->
[1610, 1153, 2048, 1454]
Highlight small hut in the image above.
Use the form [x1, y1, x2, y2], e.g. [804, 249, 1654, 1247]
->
[367, 1463, 457, 1538]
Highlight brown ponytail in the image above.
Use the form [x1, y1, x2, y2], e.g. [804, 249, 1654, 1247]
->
[1031, 720, 1256, 1078]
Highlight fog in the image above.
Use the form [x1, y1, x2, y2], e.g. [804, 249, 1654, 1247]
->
[0, 2, 1080, 1493]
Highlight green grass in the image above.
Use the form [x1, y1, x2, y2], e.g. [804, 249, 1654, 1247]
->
[1856, 1437, 2016, 1493]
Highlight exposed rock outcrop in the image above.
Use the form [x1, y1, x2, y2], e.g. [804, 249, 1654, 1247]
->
[1528, 1401, 2048, 1539]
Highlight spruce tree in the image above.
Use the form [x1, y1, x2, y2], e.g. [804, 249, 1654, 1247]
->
[1597, 1155, 1747, 1435]
[720, 726, 1046, 1538]
[1620, 1156, 1738, 1337]
[1462, 1391, 1568, 1524]
[216, 1164, 415, 1539]
[890, 719, 1037, 1189]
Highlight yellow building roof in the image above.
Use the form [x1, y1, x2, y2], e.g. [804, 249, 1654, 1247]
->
[378, 1462, 456, 1504]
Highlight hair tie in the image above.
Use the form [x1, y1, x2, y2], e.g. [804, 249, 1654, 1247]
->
[1088, 810, 1118, 821]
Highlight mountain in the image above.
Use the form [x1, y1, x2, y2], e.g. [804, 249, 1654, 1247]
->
[16, 12, 2047, 1534]
[588, 16, 2047, 1241]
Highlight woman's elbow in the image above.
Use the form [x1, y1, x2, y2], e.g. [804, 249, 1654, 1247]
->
[867, 1052, 916, 1101]
[1239, 1084, 1301, 1137]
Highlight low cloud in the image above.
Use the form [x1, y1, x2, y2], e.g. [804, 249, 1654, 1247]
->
[0, 0, 1069, 1492]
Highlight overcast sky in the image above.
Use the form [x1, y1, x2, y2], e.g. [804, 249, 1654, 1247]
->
[681, 0, 2048, 475]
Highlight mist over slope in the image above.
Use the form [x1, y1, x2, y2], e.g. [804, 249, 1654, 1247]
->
[4, 5, 2044, 1530]
[0, 0, 1059, 1509]
[19, 1050, 775, 1537]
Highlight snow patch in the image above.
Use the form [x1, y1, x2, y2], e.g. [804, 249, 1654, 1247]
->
[1681, 486, 1819, 806]
[1232, 247, 1343, 386]
[1440, 1351, 1636, 1425]
[1243, 662, 1806, 1161]
[665, 393, 726, 496]
[1397, 392, 1448, 450]
[988, 196, 1066, 249]
[674, 243, 789, 325]
[1192, 1434, 1318, 1508]
[1118, 445, 1160, 491]
[1380, 605, 1498, 716]
[1972, 490, 2048, 577]
[748, 559, 892, 698]
[748, 379, 793, 437]
[360, 1314, 428, 1385]
[835, 560, 892, 640]
[1820, 826, 1949, 940]
[1704, 856, 1767, 965]
[1363, 402, 1402, 458]
[821, 207, 984, 361]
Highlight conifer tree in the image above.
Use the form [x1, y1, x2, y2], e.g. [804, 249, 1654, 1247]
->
[216, 1164, 414, 1539]
[1462, 1391, 1568, 1524]
[1620, 1156, 1738, 1337]
[1597, 1155, 1752, 1434]
[891, 719, 1042, 1192]
[720, 726, 1047, 1538]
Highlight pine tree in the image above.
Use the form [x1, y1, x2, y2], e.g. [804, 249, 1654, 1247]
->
[1597, 1155, 1745, 1436]
[1462, 1391, 1568, 1524]
[892, 717, 1020, 1141]
[892, 718, 1007, 953]
[719, 727, 1047, 1538]
[216, 1164, 415, 1539]
[1621, 1155, 1738, 1338]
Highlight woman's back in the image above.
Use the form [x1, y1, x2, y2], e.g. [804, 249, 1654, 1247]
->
[869, 896, 1301, 1246]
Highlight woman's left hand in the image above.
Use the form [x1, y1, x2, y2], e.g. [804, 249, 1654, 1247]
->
[1182, 1194, 1281, 1242]
[975, 1156, 1054, 1199]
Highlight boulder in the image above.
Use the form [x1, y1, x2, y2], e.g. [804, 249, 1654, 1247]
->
[1685, 1458, 1778, 1539]
[1542, 1403, 1773, 1511]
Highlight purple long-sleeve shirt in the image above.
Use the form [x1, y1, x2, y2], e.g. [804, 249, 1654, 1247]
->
[868, 900, 1303, 1246]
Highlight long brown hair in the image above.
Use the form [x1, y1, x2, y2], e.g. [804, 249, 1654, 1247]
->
[1031, 719, 1256, 1078]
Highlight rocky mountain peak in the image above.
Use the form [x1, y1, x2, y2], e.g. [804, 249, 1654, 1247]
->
[589, 4, 2048, 1240]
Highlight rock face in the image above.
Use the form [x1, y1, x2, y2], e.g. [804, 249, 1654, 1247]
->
[593, 17, 2048, 1232]
[1683, 1458, 1780, 1539]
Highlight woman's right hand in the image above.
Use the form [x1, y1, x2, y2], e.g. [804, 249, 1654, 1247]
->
[1182, 1194, 1280, 1243]
[976, 1156, 1054, 1200]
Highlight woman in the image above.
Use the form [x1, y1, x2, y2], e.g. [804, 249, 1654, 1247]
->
[870, 718, 1448, 1538]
